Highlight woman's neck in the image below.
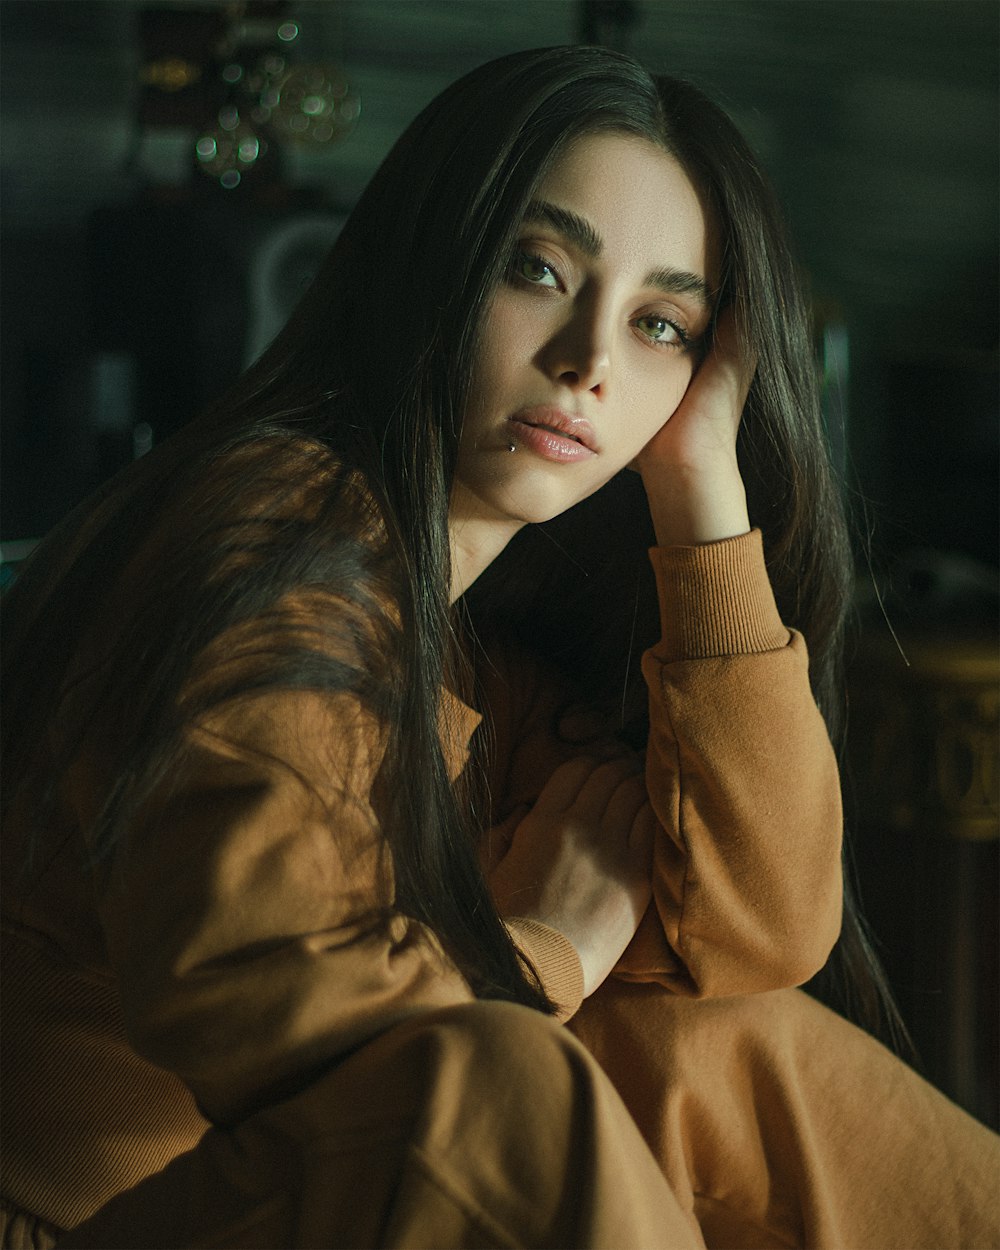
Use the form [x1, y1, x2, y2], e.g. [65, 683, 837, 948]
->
[448, 507, 525, 603]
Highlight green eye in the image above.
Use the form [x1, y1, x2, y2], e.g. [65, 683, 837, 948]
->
[637, 315, 676, 342]
[636, 314, 688, 348]
[515, 251, 558, 287]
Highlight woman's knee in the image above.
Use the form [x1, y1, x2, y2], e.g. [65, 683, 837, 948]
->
[348, 999, 697, 1249]
[359, 999, 603, 1128]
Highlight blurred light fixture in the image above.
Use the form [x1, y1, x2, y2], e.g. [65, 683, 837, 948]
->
[137, 8, 227, 127]
[194, 116, 266, 188]
[268, 64, 360, 146]
[137, 4, 358, 192]
[140, 57, 203, 93]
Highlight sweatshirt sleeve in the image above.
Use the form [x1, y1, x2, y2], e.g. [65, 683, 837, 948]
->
[485, 529, 843, 1008]
[69, 645, 472, 1128]
[504, 917, 586, 1023]
[615, 529, 843, 996]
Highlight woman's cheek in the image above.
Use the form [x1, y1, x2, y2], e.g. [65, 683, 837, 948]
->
[641, 369, 689, 438]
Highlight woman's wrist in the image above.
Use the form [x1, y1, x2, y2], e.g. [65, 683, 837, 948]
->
[640, 459, 750, 547]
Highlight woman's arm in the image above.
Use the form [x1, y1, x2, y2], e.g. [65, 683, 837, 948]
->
[620, 531, 843, 996]
[73, 633, 472, 1128]
[483, 540, 843, 1013]
[484, 316, 842, 1009]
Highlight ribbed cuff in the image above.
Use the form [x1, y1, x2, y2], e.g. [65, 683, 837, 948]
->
[648, 529, 788, 662]
[504, 917, 585, 1023]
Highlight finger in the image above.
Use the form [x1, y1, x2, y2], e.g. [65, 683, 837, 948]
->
[627, 801, 657, 862]
[532, 755, 603, 814]
[601, 771, 649, 836]
[480, 804, 529, 875]
[572, 755, 642, 817]
[711, 304, 756, 394]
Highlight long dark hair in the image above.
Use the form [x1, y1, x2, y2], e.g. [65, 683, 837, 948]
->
[3, 47, 893, 1032]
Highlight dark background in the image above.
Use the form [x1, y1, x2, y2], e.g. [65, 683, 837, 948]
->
[2, 0, 997, 560]
[2, 0, 997, 1124]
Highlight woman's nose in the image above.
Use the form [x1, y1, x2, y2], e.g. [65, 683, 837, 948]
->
[538, 302, 611, 394]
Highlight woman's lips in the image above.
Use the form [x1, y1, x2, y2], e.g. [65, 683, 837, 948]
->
[508, 406, 598, 462]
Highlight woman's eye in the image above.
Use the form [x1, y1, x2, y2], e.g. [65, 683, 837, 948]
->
[513, 251, 559, 288]
[635, 314, 688, 348]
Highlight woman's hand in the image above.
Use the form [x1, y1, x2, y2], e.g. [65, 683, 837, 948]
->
[486, 756, 655, 997]
[634, 306, 754, 547]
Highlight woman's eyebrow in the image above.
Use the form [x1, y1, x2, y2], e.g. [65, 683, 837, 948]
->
[524, 199, 602, 257]
[523, 198, 713, 309]
[645, 266, 714, 309]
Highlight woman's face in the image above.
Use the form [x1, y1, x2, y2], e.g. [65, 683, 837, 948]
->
[451, 130, 716, 536]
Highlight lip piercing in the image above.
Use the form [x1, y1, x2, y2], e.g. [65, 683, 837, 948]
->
[507, 442, 516, 452]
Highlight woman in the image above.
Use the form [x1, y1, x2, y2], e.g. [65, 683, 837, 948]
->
[2, 46, 997, 1250]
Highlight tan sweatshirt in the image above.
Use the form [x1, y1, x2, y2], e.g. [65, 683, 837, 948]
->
[0, 529, 843, 1234]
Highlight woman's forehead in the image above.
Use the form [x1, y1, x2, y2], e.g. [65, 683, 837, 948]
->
[525, 132, 717, 292]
